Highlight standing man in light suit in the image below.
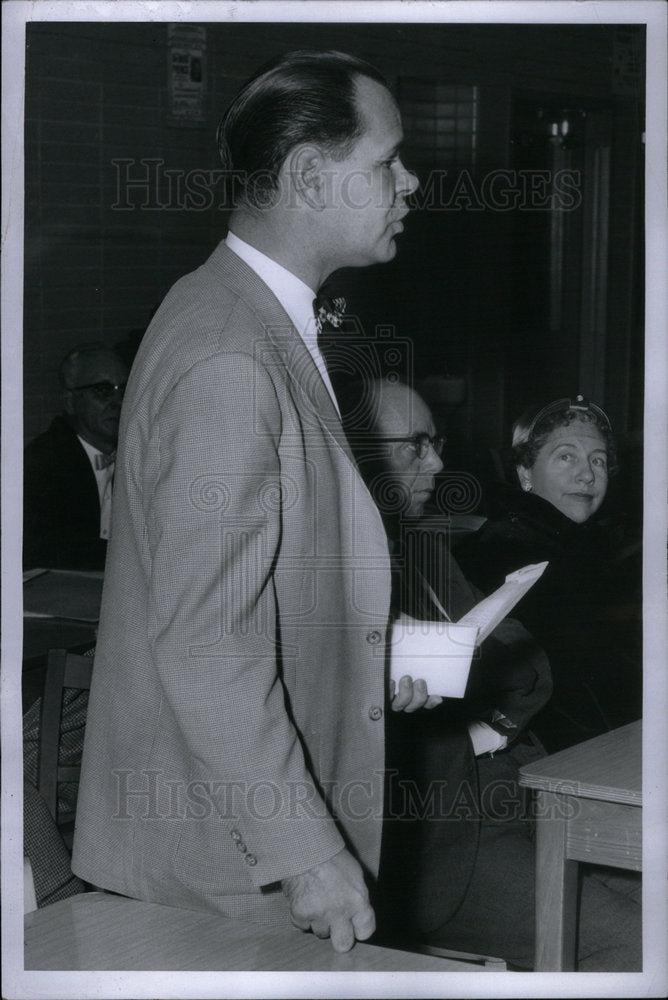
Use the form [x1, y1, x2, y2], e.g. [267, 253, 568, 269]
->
[73, 50, 424, 953]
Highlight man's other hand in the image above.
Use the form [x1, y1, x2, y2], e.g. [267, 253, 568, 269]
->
[281, 848, 375, 952]
[390, 675, 443, 712]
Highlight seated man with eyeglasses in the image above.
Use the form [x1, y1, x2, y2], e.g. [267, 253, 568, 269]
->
[23, 342, 128, 570]
[339, 377, 641, 970]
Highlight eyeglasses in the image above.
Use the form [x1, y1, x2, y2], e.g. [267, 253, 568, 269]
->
[377, 433, 445, 459]
[527, 395, 612, 436]
[69, 381, 127, 401]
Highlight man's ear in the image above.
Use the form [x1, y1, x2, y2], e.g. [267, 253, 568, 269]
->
[517, 465, 533, 492]
[284, 144, 327, 210]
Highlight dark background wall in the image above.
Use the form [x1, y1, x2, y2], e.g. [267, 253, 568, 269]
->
[24, 20, 645, 514]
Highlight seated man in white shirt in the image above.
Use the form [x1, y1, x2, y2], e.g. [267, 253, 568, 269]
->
[23, 342, 128, 570]
[339, 376, 641, 971]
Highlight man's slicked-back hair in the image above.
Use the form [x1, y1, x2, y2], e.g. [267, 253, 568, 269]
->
[217, 49, 389, 209]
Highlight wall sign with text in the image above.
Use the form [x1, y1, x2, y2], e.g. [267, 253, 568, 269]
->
[168, 24, 207, 125]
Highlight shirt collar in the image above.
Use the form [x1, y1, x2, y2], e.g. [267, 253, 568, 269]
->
[225, 231, 318, 341]
[78, 435, 113, 472]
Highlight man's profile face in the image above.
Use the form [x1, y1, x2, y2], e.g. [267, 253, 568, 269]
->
[64, 352, 128, 453]
[322, 76, 419, 270]
[375, 386, 444, 519]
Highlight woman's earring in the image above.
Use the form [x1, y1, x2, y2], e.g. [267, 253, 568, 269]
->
[523, 481, 532, 492]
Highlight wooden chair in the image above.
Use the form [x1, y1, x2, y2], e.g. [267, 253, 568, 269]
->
[37, 648, 94, 832]
[23, 777, 87, 909]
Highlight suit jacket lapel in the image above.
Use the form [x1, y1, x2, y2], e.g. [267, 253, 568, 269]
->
[206, 242, 356, 464]
[53, 417, 103, 524]
[394, 525, 481, 623]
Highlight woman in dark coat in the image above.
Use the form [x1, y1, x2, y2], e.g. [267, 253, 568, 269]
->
[457, 395, 642, 753]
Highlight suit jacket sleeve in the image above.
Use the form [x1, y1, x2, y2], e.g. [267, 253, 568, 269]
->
[463, 576, 553, 733]
[145, 350, 344, 886]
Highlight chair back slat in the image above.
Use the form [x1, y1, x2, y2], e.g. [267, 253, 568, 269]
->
[37, 648, 94, 822]
[63, 655, 95, 690]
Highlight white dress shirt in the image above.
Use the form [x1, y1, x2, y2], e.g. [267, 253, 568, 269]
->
[467, 719, 508, 757]
[225, 231, 340, 414]
[77, 436, 114, 540]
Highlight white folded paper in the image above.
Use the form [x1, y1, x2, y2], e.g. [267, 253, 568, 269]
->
[388, 561, 548, 697]
[457, 561, 548, 644]
[390, 617, 479, 698]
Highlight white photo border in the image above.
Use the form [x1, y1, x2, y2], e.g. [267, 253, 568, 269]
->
[2, 3, 666, 998]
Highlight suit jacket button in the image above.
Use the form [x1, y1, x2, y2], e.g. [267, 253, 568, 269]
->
[368, 706, 383, 721]
[366, 630, 382, 645]
[245, 854, 257, 866]
[230, 829, 242, 842]
[236, 840, 247, 853]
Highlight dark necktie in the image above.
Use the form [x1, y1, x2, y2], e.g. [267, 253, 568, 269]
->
[94, 451, 116, 470]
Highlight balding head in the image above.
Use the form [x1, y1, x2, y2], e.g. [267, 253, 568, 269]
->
[59, 343, 126, 390]
[342, 378, 444, 520]
[60, 342, 128, 453]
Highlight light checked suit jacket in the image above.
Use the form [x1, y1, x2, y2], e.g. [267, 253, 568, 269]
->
[72, 241, 392, 924]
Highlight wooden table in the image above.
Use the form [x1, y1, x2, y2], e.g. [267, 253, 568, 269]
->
[23, 618, 97, 663]
[24, 892, 503, 972]
[22, 569, 102, 708]
[519, 721, 642, 971]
